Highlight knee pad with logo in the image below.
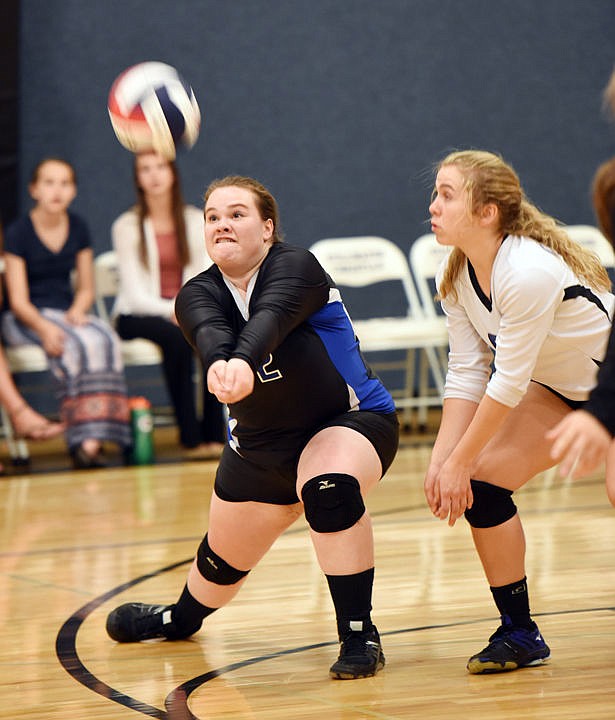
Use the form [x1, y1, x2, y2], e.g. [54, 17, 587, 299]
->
[196, 533, 250, 585]
[301, 473, 365, 533]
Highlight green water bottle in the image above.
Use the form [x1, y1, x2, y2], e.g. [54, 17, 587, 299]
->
[129, 396, 154, 465]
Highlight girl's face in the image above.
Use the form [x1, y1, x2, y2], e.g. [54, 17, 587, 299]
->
[135, 152, 174, 198]
[429, 164, 480, 247]
[204, 185, 274, 279]
[29, 160, 76, 214]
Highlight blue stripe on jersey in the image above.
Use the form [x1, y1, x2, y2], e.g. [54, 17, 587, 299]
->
[563, 285, 611, 318]
[307, 297, 396, 413]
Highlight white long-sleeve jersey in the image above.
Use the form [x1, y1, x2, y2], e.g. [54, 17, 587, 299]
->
[438, 235, 614, 407]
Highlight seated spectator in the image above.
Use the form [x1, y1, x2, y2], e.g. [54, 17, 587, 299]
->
[111, 151, 225, 460]
[1, 157, 132, 468]
[0, 222, 63, 448]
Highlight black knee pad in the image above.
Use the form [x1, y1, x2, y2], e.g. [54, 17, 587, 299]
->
[464, 479, 517, 528]
[301, 473, 365, 533]
[196, 534, 250, 585]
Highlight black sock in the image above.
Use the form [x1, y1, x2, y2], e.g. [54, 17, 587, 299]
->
[490, 577, 532, 628]
[326, 568, 374, 637]
[168, 584, 217, 638]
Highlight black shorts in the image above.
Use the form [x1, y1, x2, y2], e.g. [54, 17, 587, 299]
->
[533, 381, 586, 410]
[214, 410, 399, 505]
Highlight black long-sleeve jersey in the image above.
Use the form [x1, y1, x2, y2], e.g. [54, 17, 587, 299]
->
[175, 243, 395, 458]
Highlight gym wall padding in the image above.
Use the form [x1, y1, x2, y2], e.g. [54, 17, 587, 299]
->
[19, 0, 615, 258]
[12, 0, 615, 411]
[0, 0, 19, 228]
[17, 1, 615, 257]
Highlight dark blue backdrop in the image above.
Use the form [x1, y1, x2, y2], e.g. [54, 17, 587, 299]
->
[18, 0, 615, 256]
[12, 0, 615, 413]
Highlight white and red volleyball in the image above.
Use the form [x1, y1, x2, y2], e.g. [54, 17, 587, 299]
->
[107, 61, 201, 160]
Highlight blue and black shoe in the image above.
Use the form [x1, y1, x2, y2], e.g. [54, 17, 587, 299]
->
[467, 616, 550, 674]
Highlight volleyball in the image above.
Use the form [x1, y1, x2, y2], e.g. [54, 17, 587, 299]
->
[107, 61, 201, 160]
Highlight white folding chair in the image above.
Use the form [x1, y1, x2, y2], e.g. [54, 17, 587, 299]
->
[309, 236, 448, 427]
[94, 251, 163, 367]
[408, 233, 451, 318]
[95, 250, 205, 424]
[408, 232, 451, 404]
[564, 224, 615, 272]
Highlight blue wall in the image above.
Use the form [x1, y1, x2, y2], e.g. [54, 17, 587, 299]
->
[14, 0, 615, 412]
[18, 0, 615, 259]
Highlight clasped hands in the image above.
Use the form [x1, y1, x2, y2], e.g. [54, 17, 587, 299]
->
[424, 458, 473, 527]
[425, 411, 612, 528]
[207, 358, 254, 404]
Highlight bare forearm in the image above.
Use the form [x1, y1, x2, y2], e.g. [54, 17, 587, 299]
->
[431, 397, 479, 466]
[10, 300, 48, 335]
[426, 394, 511, 526]
[447, 394, 511, 467]
[69, 289, 94, 315]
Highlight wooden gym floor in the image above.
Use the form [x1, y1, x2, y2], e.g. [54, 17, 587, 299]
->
[2, 413, 615, 719]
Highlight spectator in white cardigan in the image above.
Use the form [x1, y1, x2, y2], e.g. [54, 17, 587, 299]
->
[111, 151, 225, 459]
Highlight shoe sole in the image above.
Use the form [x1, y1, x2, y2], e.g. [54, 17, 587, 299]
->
[329, 655, 385, 680]
[467, 654, 550, 674]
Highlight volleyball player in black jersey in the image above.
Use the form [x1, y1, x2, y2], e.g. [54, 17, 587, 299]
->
[106, 175, 399, 680]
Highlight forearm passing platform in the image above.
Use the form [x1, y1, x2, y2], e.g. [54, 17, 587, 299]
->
[464, 479, 517, 528]
[301, 473, 365, 533]
[196, 533, 250, 585]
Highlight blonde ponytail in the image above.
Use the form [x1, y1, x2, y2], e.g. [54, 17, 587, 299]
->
[435, 151, 610, 301]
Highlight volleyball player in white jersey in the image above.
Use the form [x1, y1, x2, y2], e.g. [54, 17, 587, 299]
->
[425, 150, 614, 674]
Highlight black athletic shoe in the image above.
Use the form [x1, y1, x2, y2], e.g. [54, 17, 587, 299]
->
[106, 602, 189, 642]
[466, 616, 550, 674]
[329, 625, 385, 679]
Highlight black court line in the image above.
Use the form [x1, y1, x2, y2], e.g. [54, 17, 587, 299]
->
[164, 605, 615, 718]
[56, 556, 615, 720]
[55, 472, 612, 718]
[56, 559, 191, 719]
